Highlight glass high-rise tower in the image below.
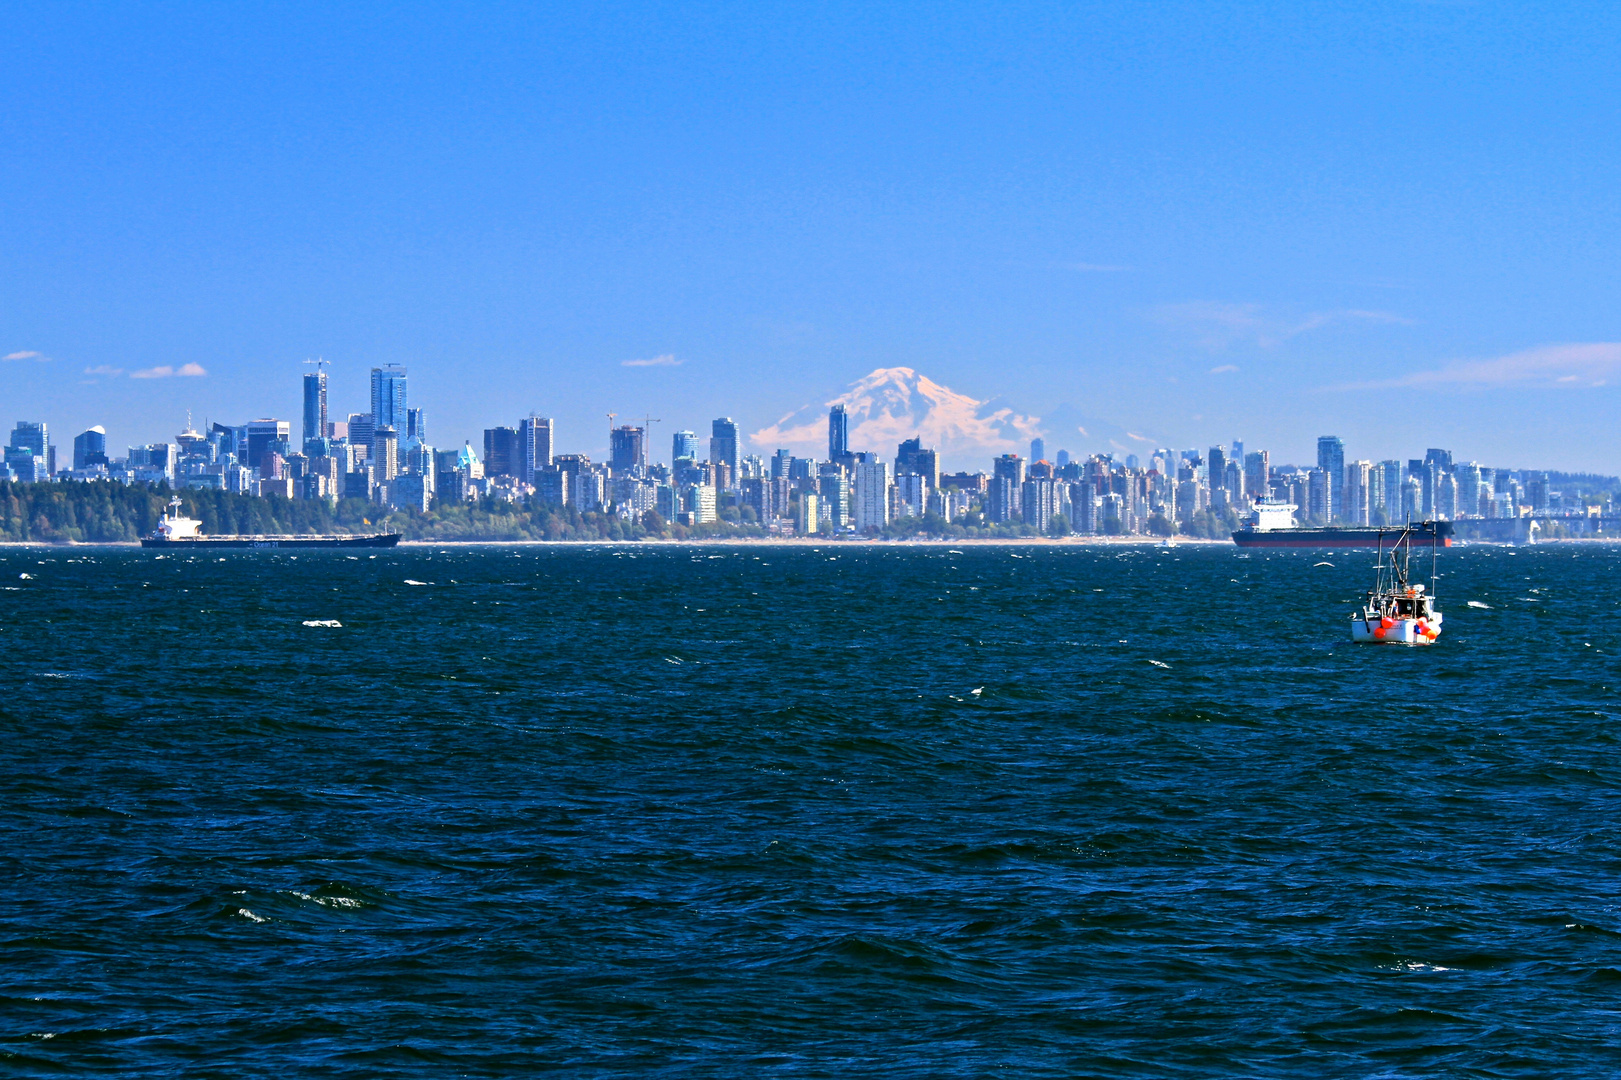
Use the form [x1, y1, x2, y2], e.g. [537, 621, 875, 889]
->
[302, 370, 327, 447]
[371, 364, 408, 432]
[828, 405, 849, 460]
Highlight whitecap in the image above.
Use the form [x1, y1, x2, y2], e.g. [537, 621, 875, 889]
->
[236, 908, 267, 923]
[302, 619, 343, 628]
[1467, 600, 1491, 609]
[1149, 659, 1171, 669]
[403, 579, 431, 586]
[18, 573, 31, 580]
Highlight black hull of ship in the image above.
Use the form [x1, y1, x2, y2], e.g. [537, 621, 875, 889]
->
[1232, 524, 1452, 549]
[141, 534, 401, 549]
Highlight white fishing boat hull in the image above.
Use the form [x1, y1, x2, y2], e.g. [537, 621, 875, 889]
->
[1351, 611, 1443, 645]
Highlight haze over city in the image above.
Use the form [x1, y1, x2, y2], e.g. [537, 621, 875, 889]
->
[4, 3, 1621, 471]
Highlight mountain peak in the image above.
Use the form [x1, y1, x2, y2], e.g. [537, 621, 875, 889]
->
[750, 368, 1040, 467]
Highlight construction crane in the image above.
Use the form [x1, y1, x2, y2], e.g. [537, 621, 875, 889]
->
[641, 414, 661, 468]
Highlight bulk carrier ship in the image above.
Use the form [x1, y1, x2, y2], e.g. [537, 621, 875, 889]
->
[1231, 498, 1452, 549]
[140, 497, 401, 549]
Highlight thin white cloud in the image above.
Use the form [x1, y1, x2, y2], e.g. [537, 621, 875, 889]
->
[84, 365, 125, 377]
[130, 363, 207, 379]
[1330, 342, 1621, 391]
[4, 350, 45, 361]
[622, 354, 682, 368]
[1209, 364, 1240, 374]
[1152, 302, 1412, 350]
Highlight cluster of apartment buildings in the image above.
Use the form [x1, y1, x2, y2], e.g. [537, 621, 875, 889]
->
[0, 369, 1586, 535]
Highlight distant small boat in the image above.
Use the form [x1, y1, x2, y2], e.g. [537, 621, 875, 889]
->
[140, 496, 400, 549]
[1351, 524, 1443, 645]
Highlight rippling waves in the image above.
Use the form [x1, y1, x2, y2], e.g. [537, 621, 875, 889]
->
[3, 543, 1620, 1077]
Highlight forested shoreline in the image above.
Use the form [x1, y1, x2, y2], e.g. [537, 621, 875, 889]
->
[0, 480, 1247, 544]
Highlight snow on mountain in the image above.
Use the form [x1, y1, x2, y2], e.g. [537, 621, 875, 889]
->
[748, 367, 1041, 465]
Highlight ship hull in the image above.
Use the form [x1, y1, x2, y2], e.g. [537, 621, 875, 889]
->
[1233, 526, 1451, 549]
[141, 534, 401, 549]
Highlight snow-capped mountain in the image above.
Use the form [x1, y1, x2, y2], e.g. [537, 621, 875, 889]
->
[748, 367, 1042, 465]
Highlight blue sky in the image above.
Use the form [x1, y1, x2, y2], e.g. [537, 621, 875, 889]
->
[3, 2, 1620, 471]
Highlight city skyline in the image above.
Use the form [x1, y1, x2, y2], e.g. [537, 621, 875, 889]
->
[4, 6, 1621, 471]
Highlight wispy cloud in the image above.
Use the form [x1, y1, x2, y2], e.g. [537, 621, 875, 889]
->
[1209, 364, 1240, 374]
[83, 365, 125, 377]
[1329, 342, 1621, 391]
[622, 354, 681, 368]
[130, 362, 207, 379]
[1152, 301, 1412, 350]
[4, 350, 46, 361]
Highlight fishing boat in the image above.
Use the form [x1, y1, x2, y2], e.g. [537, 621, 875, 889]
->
[1351, 523, 1443, 645]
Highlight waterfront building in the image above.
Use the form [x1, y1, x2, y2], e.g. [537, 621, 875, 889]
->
[672, 430, 700, 464]
[1021, 477, 1057, 531]
[797, 491, 819, 534]
[817, 465, 850, 530]
[893, 472, 928, 519]
[682, 483, 717, 524]
[852, 457, 890, 532]
[1346, 460, 1373, 525]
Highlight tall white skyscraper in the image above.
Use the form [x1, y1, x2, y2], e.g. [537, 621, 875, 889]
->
[853, 458, 890, 532]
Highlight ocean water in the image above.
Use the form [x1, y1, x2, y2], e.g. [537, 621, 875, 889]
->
[4, 542, 1621, 1077]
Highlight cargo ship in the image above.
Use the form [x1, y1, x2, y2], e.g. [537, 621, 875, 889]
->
[1231, 499, 1452, 549]
[140, 497, 401, 549]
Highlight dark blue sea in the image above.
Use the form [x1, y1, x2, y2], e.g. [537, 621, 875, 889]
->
[5, 542, 1620, 1077]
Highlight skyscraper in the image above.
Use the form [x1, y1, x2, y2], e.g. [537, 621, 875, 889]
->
[371, 364, 408, 432]
[302, 370, 327, 448]
[244, 419, 290, 474]
[852, 457, 890, 532]
[519, 416, 553, 479]
[6, 421, 51, 479]
[610, 426, 646, 473]
[372, 426, 400, 482]
[1317, 436, 1345, 519]
[672, 430, 700, 462]
[484, 426, 519, 477]
[73, 426, 107, 470]
[1030, 437, 1046, 463]
[828, 405, 849, 461]
[710, 418, 739, 476]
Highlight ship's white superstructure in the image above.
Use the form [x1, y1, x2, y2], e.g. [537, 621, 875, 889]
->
[1245, 499, 1298, 532]
[155, 497, 202, 540]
